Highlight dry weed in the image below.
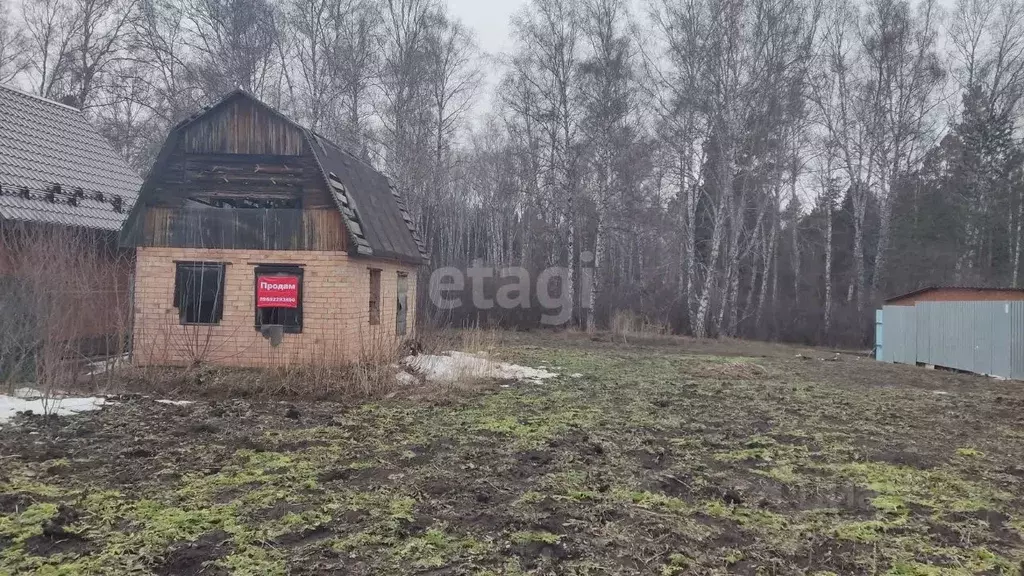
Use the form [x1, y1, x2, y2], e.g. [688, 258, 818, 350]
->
[610, 310, 669, 340]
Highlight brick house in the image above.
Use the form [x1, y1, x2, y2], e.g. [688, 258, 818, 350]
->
[0, 84, 141, 370]
[121, 90, 426, 367]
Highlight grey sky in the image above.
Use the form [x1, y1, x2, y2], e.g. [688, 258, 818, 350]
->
[448, 0, 526, 59]
[447, 0, 528, 122]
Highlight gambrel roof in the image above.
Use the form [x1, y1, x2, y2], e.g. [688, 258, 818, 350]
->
[0, 84, 142, 231]
[128, 89, 427, 265]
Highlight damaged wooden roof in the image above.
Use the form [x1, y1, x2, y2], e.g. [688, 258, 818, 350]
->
[308, 133, 426, 265]
[142, 89, 427, 265]
[0, 84, 142, 231]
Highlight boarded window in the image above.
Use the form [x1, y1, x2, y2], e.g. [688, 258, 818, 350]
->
[396, 272, 408, 336]
[254, 265, 303, 334]
[174, 262, 225, 324]
[369, 269, 381, 325]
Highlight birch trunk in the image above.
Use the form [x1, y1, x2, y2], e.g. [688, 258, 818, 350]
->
[756, 217, 777, 327]
[823, 192, 834, 341]
[694, 197, 727, 338]
[725, 207, 742, 337]
[849, 188, 866, 311]
[566, 195, 576, 326]
[588, 205, 605, 332]
[870, 174, 895, 305]
[684, 166, 699, 325]
[789, 144, 801, 307]
[1015, 187, 1023, 287]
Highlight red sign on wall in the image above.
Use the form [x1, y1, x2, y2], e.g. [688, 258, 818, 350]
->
[257, 275, 299, 308]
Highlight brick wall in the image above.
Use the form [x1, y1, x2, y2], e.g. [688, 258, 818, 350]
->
[132, 247, 419, 367]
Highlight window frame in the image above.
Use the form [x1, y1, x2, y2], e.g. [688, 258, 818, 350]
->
[253, 264, 304, 334]
[396, 271, 409, 336]
[173, 261, 226, 326]
[368, 268, 382, 325]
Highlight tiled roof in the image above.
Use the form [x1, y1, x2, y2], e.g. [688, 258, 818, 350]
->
[0, 85, 142, 231]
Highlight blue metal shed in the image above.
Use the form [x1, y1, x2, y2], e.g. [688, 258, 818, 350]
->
[877, 300, 1024, 379]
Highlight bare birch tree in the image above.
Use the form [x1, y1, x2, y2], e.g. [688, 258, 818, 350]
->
[862, 0, 944, 303]
[21, 0, 79, 98]
[511, 0, 584, 324]
[0, 0, 28, 83]
[579, 0, 635, 331]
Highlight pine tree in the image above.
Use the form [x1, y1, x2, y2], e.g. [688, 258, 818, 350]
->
[950, 84, 1015, 279]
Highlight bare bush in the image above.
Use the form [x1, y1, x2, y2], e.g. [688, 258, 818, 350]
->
[416, 323, 502, 356]
[0, 222, 132, 408]
[610, 310, 669, 340]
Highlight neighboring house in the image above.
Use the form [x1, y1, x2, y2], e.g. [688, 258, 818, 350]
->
[0, 84, 142, 365]
[121, 90, 426, 367]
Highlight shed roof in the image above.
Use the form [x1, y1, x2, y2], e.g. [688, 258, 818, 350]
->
[884, 286, 1024, 304]
[0, 84, 142, 231]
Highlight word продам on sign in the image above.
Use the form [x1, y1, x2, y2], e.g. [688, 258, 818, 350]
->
[257, 276, 299, 308]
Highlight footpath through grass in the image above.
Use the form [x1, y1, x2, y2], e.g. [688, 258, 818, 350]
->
[1, 333, 1023, 575]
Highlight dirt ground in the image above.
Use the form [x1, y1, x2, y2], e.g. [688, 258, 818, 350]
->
[1, 331, 1023, 575]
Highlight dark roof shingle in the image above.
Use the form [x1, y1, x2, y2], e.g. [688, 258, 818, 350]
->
[306, 133, 426, 265]
[0, 85, 142, 231]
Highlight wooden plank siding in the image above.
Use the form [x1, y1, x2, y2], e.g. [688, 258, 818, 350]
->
[147, 152, 334, 209]
[131, 93, 351, 252]
[181, 98, 306, 155]
[136, 207, 347, 251]
[145, 97, 336, 210]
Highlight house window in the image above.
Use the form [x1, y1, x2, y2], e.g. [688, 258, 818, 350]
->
[396, 272, 408, 336]
[174, 262, 226, 325]
[254, 265, 303, 334]
[369, 268, 381, 325]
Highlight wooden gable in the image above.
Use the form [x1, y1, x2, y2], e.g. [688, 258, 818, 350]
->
[146, 94, 335, 210]
[125, 92, 348, 251]
[180, 96, 306, 156]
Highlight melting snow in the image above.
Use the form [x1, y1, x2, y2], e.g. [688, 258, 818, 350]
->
[155, 399, 195, 406]
[403, 351, 558, 384]
[0, 394, 106, 423]
[394, 371, 419, 386]
[12, 387, 44, 398]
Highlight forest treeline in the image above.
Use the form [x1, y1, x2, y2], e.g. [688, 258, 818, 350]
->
[2, 0, 1023, 345]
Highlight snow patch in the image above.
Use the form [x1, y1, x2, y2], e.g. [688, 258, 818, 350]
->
[0, 394, 106, 423]
[155, 399, 195, 406]
[84, 353, 129, 376]
[394, 371, 419, 386]
[12, 387, 44, 399]
[403, 351, 558, 384]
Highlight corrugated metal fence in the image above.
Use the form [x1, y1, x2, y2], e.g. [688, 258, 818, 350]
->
[878, 301, 1024, 379]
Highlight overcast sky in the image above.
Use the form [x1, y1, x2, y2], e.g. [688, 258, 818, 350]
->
[445, 0, 528, 123]
[448, 0, 526, 59]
